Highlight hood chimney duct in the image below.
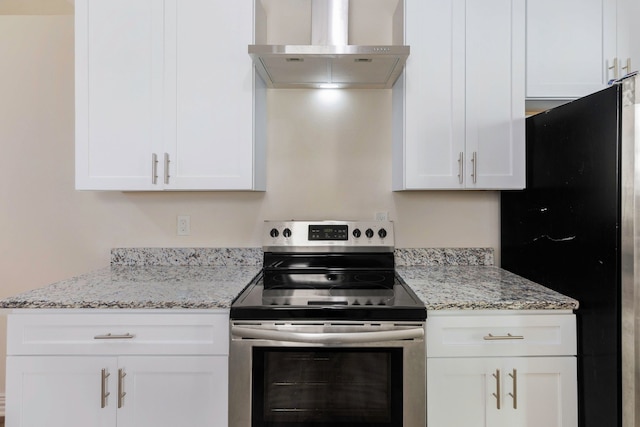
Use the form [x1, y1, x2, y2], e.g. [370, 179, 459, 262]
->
[312, 0, 349, 46]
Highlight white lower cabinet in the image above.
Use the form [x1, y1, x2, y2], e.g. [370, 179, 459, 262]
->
[5, 312, 229, 427]
[428, 357, 577, 427]
[6, 355, 225, 427]
[426, 311, 578, 427]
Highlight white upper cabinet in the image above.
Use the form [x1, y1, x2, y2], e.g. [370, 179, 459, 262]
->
[393, 0, 525, 190]
[75, 0, 266, 191]
[525, 0, 619, 100]
[616, 0, 640, 78]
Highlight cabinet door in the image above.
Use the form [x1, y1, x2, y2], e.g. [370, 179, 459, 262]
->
[163, 0, 262, 190]
[617, 0, 639, 77]
[75, 0, 164, 190]
[427, 358, 500, 427]
[397, 0, 466, 190]
[394, 0, 524, 190]
[427, 357, 578, 427]
[505, 357, 578, 427]
[465, 0, 525, 190]
[116, 356, 227, 427]
[6, 356, 117, 427]
[526, 0, 616, 99]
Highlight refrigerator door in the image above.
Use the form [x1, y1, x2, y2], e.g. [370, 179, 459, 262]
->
[501, 84, 622, 427]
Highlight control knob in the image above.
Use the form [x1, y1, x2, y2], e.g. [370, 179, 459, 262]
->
[353, 228, 361, 238]
[283, 228, 292, 238]
[269, 228, 279, 238]
[378, 228, 387, 238]
[365, 228, 374, 238]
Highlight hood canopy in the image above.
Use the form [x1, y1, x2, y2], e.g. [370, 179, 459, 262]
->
[249, 0, 409, 89]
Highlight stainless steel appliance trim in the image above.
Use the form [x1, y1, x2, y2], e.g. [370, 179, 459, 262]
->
[229, 320, 426, 427]
[231, 325, 424, 344]
[263, 220, 395, 251]
[262, 245, 394, 253]
[620, 73, 639, 427]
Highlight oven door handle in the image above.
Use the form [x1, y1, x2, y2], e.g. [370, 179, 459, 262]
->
[231, 326, 424, 344]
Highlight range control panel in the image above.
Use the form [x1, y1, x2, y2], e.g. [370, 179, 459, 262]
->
[263, 220, 394, 252]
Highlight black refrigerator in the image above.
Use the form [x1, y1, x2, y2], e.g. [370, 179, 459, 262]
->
[501, 74, 639, 427]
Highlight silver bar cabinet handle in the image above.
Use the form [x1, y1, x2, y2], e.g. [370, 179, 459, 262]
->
[457, 152, 464, 184]
[101, 368, 110, 408]
[483, 333, 524, 341]
[508, 369, 518, 409]
[118, 369, 126, 408]
[622, 58, 631, 75]
[492, 369, 501, 410]
[94, 333, 135, 340]
[152, 153, 158, 184]
[609, 58, 619, 80]
[164, 153, 170, 185]
[471, 151, 477, 184]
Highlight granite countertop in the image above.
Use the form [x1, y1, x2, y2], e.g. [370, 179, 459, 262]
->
[398, 266, 579, 311]
[0, 265, 261, 310]
[0, 247, 578, 311]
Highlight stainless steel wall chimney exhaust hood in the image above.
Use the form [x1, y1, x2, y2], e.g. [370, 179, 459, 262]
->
[249, 0, 409, 89]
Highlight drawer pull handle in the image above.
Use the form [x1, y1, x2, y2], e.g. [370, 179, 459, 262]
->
[508, 369, 518, 409]
[492, 369, 501, 409]
[94, 333, 135, 340]
[118, 369, 127, 408]
[483, 333, 524, 341]
[101, 368, 110, 408]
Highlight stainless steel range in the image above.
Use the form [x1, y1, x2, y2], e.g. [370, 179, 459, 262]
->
[229, 220, 426, 427]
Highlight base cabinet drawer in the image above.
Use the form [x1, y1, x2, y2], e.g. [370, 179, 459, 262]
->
[7, 312, 229, 355]
[426, 312, 576, 357]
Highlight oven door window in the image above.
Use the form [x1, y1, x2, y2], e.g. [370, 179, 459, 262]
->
[252, 348, 403, 427]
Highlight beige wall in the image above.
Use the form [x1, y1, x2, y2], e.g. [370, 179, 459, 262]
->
[0, 16, 501, 392]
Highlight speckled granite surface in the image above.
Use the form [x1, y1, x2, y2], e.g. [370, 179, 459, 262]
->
[111, 247, 262, 266]
[0, 266, 260, 309]
[110, 247, 493, 267]
[398, 266, 579, 310]
[395, 248, 494, 266]
[0, 247, 577, 311]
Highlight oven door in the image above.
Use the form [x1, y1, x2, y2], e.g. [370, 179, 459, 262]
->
[229, 321, 426, 427]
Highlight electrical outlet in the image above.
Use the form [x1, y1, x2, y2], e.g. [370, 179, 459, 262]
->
[375, 211, 389, 221]
[177, 215, 190, 236]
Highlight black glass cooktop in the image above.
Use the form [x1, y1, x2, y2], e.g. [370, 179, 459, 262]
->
[231, 251, 426, 321]
[230, 273, 426, 321]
